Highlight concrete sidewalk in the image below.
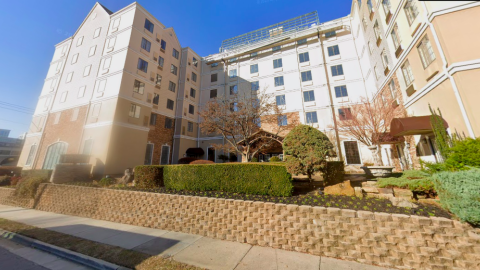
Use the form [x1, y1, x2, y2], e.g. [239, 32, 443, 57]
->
[0, 204, 393, 270]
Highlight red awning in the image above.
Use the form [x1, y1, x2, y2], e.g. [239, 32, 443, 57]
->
[390, 116, 448, 137]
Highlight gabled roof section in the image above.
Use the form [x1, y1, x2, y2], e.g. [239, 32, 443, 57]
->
[98, 2, 113, 14]
[69, 2, 112, 41]
[165, 27, 182, 48]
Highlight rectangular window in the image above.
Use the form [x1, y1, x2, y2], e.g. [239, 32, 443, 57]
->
[374, 66, 380, 80]
[251, 81, 259, 91]
[229, 69, 237, 78]
[60, 92, 67, 103]
[338, 108, 352, 120]
[89, 45, 96, 57]
[272, 46, 281, 52]
[156, 74, 162, 85]
[273, 58, 283, 69]
[297, 38, 307, 45]
[344, 141, 361, 164]
[66, 72, 73, 83]
[129, 104, 141, 118]
[211, 73, 217, 82]
[141, 38, 151, 52]
[334, 85, 348, 98]
[230, 85, 238, 95]
[160, 39, 166, 50]
[190, 88, 196, 98]
[134, 80, 145, 94]
[303, 90, 315, 102]
[144, 19, 154, 33]
[389, 79, 396, 99]
[158, 56, 164, 67]
[192, 72, 197, 82]
[278, 115, 288, 126]
[25, 144, 37, 166]
[189, 104, 194, 114]
[168, 81, 176, 92]
[276, 95, 286, 106]
[228, 57, 237, 63]
[306, 111, 318, 124]
[367, 0, 373, 13]
[192, 57, 198, 67]
[160, 145, 170, 165]
[301, 71, 312, 82]
[144, 144, 153, 165]
[331, 65, 344, 76]
[328, 45, 340, 56]
[187, 122, 193, 132]
[94, 27, 101, 38]
[137, 58, 148, 72]
[299, 52, 310, 63]
[250, 52, 258, 57]
[166, 99, 174, 110]
[391, 24, 402, 49]
[77, 36, 83, 47]
[153, 93, 159, 105]
[172, 49, 179, 59]
[170, 64, 177, 75]
[165, 118, 173, 128]
[230, 102, 238, 112]
[382, 52, 389, 68]
[211, 62, 219, 67]
[150, 113, 157, 125]
[404, 0, 419, 25]
[274, 76, 284, 87]
[382, 0, 391, 14]
[78, 86, 86, 98]
[250, 64, 258, 73]
[210, 89, 217, 98]
[325, 31, 336, 38]
[83, 65, 91, 77]
[373, 21, 381, 40]
[401, 60, 414, 86]
[72, 53, 79, 64]
[417, 36, 436, 68]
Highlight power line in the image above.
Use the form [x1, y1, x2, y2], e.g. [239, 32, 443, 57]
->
[0, 101, 35, 111]
[0, 106, 34, 114]
[0, 118, 29, 126]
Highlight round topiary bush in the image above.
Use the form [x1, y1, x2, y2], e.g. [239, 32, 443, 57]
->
[269, 156, 281, 162]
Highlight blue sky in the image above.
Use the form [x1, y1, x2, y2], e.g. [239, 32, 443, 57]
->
[0, 0, 352, 137]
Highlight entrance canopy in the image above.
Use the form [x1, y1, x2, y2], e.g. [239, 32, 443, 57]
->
[390, 116, 448, 137]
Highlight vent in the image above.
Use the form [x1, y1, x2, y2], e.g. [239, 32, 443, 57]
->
[153, 57, 158, 61]
[150, 77, 154, 82]
[156, 38, 160, 42]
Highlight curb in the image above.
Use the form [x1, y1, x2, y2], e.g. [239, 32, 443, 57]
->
[0, 229, 130, 270]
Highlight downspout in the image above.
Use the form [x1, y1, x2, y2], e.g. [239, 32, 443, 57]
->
[317, 29, 343, 161]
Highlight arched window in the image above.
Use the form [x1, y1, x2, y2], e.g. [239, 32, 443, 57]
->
[42, 142, 68, 170]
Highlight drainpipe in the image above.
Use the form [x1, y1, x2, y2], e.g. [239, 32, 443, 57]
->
[317, 29, 343, 161]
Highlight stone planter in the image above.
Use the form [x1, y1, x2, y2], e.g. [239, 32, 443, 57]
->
[360, 166, 395, 178]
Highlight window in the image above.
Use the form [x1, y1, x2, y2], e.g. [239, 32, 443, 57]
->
[77, 36, 83, 46]
[368, 42, 374, 54]
[137, 58, 148, 72]
[141, 38, 151, 52]
[297, 38, 307, 45]
[276, 95, 286, 106]
[401, 60, 414, 86]
[344, 141, 361, 164]
[160, 145, 170, 165]
[129, 104, 141, 118]
[250, 64, 258, 73]
[189, 104, 194, 114]
[165, 118, 173, 128]
[172, 49, 179, 59]
[72, 53, 79, 64]
[168, 81, 176, 92]
[328, 45, 340, 56]
[303, 90, 315, 102]
[144, 19, 154, 33]
[230, 85, 238, 95]
[144, 144, 153, 165]
[211, 73, 217, 82]
[230, 102, 238, 112]
[192, 57, 198, 67]
[210, 89, 217, 98]
[187, 122, 193, 132]
[274, 76, 284, 87]
[417, 36, 436, 68]
[278, 115, 288, 126]
[273, 58, 283, 69]
[229, 69, 237, 78]
[367, 0, 373, 13]
[272, 46, 281, 52]
[325, 31, 336, 38]
[373, 21, 381, 40]
[95, 79, 106, 93]
[78, 86, 86, 98]
[158, 56, 164, 67]
[251, 81, 259, 91]
[382, 0, 391, 14]
[306, 111, 318, 124]
[299, 52, 310, 63]
[66, 72, 73, 83]
[374, 66, 380, 80]
[25, 144, 37, 166]
[170, 64, 178, 75]
[335, 85, 348, 98]
[338, 108, 352, 120]
[160, 39, 166, 50]
[389, 79, 396, 99]
[150, 113, 157, 125]
[83, 65, 91, 77]
[191, 72, 197, 82]
[89, 45, 96, 56]
[93, 27, 101, 38]
[211, 62, 219, 67]
[166, 99, 174, 110]
[103, 57, 111, 70]
[156, 74, 162, 85]
[190, 88, 196, 98]
[382, 51, 389, 68]
[358, 0, 362, 8]
[404, 0, 419, 25]
[391, 24, 402, 49]
[153, 93, 159, 105]
[331, 65, 344, 76]
[301, 71, 312, 82]
[250, 52, 258, 57]
[134, 80, 145, 94]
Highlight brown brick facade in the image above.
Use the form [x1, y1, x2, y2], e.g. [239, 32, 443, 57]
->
[1, 185, 478, 270]
[147, 113, 175, 165]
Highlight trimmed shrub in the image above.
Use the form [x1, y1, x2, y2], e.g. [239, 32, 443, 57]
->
[0, 176, 11, 186]
[0, 166, 22, 176]
[434, 169, 480, 225]
[229, 154, 238, 162]
[269, 156, 281, 162]
[324, 161, 345, 186]
[99, 177, 116, 187]
[190, 160, 214, 164]
[164, 164, 293, 196]
[134, 165, 165, 189]
[377, 170, 435, 193]
[21, 170, 53, 180]
[178, 157, 198, 164]
[250, 157, 258, 162]
[14, 177, 49, 198]
[218, 154, 229, 163]
[444, 138, 480, 170]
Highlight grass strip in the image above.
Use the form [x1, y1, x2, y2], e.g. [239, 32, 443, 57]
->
[0, 218, 201, 270]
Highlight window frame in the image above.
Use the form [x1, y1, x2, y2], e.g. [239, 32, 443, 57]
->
[251, 81, 259, 91]
[299, 52, 310, 63]
[250, 64, 258, 73]
[301, 71, 312, 82]
[303, 90, 315, 102]
[327, 45, 340, 57]
[172, 48, 179, 59]
[334, 85, 348, 98]
[274, 76, 284, 87]
[141, 38, 151, 52]
[210, 89, 217, 99]
[166, 99, 174, 110]
[338, 108, 352, 120]
[137, 58, 148, 73]
[273, 58, 283, 69]
[190, 88, 196, 98]
[168, 81, 176, 92]
[276, 95, 286, 106]
[129, 103, 141, 118]
[331, 65, 344, 76]
[401, 60, 415, 86]
[306, 111, 318, 124]
[133, 80, 145, 94]
[188, 104, 195, 115]
[404, 0, 419, 26]
[144, 19, 154, 33]
[417, 35, 436, 69]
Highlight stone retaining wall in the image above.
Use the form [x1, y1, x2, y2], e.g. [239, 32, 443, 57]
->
[1, 184, 480, 270]
[0, 188, 34, 208]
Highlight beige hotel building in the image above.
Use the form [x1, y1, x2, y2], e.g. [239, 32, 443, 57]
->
[17, 1, 480, 175]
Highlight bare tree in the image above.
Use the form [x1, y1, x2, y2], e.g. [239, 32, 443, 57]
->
[198, 87, 298, 162]
[335, 95, 402, 166]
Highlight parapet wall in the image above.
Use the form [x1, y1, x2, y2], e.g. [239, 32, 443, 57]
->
[1, 184, 479, 270]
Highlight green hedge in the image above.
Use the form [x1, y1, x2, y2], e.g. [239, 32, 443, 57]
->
[324, 161, 345, 186]
[135, 164, 293, 196]
[21, 170, 53, 180]
[433, 169, 480, 225]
